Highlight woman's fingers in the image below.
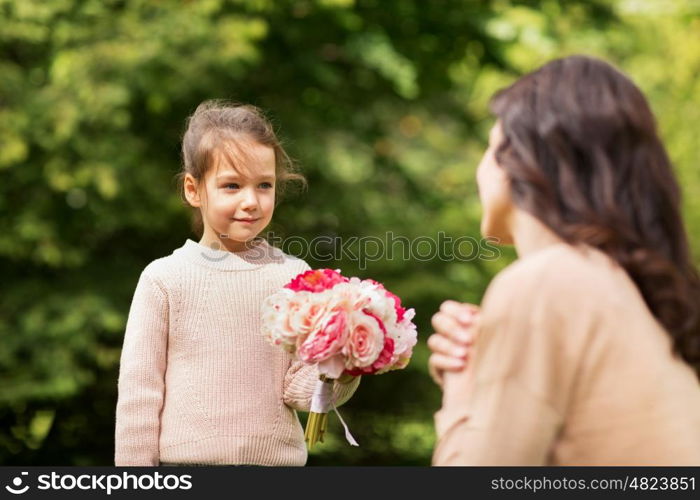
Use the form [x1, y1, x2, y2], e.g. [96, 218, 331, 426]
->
[428, 352, 468, 386]
[431, 311, 475, 345]
[427, 333, 469, 358]
[428, 301, 481, 386]
[439, 300, 480, 324]
[430, 352, 468, 371]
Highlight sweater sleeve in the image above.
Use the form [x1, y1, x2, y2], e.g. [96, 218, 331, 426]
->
[283, 361, 361, 412]
[432, 256, 592, 465]
[114, 271, 169, 466]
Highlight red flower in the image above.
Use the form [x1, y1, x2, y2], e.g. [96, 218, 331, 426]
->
[365, 279, 407, 322]
[384, 290, 407, 323]
[285, 269, 348, 293]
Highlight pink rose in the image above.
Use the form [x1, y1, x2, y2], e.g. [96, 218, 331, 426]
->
[288, 296, 328, 346]
[285, 269, 348, 293]
[342, 310, 394, 375]
[297, 308, 348, 362]
[345, 337, 394, 377]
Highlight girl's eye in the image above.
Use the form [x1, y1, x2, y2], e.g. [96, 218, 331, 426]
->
[259, 182, 273, 189]
[224, 183, 240, 190]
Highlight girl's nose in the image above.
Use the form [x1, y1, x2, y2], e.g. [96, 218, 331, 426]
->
[239, 188, 259, 210]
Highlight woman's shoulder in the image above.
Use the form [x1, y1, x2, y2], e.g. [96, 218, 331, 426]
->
[476, 243, 628, 362]
[484, 242, 623, 311]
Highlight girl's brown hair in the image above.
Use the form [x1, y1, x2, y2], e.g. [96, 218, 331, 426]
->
[490, 55, 700, 377]
[175, 100, 306, 237]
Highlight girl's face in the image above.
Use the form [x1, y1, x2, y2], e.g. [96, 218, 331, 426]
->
[476, 121, 515, 244]
[185, 137, 276, 252]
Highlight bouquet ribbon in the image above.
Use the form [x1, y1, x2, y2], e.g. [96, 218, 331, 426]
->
[309, 378, 359, 447]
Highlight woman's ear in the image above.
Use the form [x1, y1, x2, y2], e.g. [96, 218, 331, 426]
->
[183, 173, 202, 208]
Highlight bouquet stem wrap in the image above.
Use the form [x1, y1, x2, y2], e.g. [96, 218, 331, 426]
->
[304, 375, 359, 450]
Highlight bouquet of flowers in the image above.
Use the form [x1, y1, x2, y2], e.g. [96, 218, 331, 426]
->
[261, 269, 418, 449]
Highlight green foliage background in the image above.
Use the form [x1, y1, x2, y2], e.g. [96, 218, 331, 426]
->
[1, 0, 698, 465]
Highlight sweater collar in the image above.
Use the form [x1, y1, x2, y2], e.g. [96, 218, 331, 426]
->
[175, 238, 284, 271]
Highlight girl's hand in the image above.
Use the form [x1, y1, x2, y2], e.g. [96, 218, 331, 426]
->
[428, 300, 480, 386]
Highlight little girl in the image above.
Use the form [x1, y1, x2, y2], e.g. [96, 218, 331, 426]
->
[114, 101, 360, 466]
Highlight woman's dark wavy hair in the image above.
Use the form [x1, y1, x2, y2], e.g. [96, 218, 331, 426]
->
[490, 54, 700, 377]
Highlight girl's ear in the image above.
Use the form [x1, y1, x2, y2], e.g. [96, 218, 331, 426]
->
[183, 173, 202, 208]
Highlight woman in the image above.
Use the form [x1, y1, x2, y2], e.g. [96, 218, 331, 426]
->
[429, 55, 700, 465]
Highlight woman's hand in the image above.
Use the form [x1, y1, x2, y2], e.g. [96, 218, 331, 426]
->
[428, 300, 480, 386]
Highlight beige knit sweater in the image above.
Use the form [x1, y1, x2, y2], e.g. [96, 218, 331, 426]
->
[433, 242, 700, 465]
[114, 238, 360, 466]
